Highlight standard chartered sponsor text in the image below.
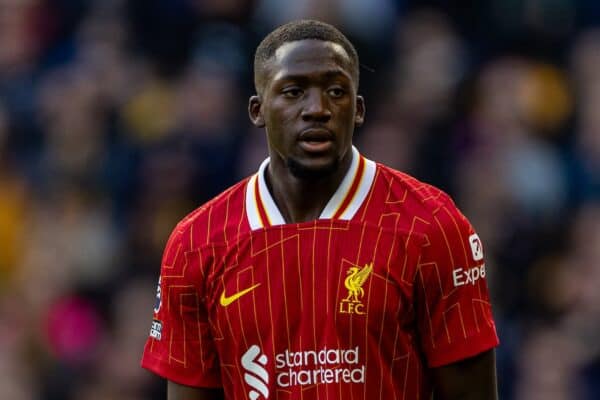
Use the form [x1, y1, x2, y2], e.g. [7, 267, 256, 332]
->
[275, 347, 365, 387]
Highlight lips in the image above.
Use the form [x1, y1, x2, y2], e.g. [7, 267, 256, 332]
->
[298, 128, 335, 153]
[299, 127, 334, 142]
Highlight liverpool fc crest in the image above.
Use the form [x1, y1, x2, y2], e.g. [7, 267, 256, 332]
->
[339, 262, 373, 315]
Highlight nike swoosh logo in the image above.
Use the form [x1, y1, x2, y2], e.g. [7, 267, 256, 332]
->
[220, 283, 261, 306]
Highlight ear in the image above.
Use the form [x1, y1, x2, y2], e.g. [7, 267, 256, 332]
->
[248, 95, 265, 128]
[355, 95, 365, 127]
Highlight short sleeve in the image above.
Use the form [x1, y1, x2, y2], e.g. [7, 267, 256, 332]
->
[415, 197, 499, 368]
[141, 223, 222, 387]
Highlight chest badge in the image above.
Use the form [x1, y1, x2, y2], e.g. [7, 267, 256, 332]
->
[339, 262, 373, 315]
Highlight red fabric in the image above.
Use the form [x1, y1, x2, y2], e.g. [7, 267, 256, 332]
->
[141, 161, 498, 399]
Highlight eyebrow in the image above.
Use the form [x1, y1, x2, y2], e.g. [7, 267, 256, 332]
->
[273, 69, 352, 83]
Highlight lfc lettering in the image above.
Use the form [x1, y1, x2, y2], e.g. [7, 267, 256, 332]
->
[339, 300, 366, 314]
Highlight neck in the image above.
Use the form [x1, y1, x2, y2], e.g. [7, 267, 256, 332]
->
[265, 150, 353, 223]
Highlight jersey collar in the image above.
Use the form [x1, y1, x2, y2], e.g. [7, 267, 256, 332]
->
[245, 146, 376, 230]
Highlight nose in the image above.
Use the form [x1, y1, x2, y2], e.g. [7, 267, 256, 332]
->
[301, 89, 331, 122]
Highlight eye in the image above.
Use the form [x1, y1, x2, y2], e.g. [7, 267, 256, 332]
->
[328, 87, 346, 98]
[282, 87, 303, 98]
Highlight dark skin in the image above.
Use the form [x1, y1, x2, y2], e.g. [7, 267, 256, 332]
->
[167, 39, 498, 400]
[167, 383, 223, 400]
[250, 39, 365, 223]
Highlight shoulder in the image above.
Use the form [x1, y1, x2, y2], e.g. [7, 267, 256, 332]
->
[375, 163, 461, 220]
[164, 178, 251, 254]
[370, 163, 477, 258]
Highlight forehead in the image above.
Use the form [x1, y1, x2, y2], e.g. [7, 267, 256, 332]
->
[268, 39, 354, 83]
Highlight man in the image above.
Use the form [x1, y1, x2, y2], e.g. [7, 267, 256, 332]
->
[141, 20, 499, 399]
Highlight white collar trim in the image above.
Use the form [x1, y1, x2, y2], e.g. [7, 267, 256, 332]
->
[245, 146, 376, 230]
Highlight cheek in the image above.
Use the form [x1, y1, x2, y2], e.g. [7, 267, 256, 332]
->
[277, 98, 300, 118]
[267, 103, 297, 129]
[336, 104, 356, 126]
[335, 97, 355, 114]
[264, 109, 294, 148]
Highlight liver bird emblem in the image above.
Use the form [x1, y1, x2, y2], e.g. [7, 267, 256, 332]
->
[344, 263, 373, 302]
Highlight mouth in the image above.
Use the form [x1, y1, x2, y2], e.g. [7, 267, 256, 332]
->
[297, 128, 335, 153]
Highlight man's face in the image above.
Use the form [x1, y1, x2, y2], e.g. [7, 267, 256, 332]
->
[250, 39, 364, 179]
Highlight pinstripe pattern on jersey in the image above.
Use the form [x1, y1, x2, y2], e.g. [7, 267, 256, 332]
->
[141, 156, 499, 399]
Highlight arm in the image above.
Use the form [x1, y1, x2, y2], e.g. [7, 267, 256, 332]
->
[168, 381, 224, 400]
[432, 349, 498, 400]
[413, 194, 500, 399]
[141, 224, 223, 397]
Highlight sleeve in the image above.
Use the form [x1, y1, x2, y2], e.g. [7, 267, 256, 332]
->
[140, 222, 222, 387]
[415, 197, 499, 368]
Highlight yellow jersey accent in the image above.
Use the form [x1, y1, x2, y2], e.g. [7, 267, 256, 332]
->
[220, 283, 261, 306]
[339, 263, 373, 315]
[344, 263, 373, 302]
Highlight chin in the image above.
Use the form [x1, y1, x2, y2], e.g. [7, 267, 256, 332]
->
[287, 156, 340, 180]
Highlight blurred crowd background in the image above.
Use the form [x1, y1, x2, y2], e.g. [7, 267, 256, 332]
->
[0, 0, 598, 398]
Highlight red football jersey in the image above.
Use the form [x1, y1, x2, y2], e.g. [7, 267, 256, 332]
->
[141, 147, 499, 399]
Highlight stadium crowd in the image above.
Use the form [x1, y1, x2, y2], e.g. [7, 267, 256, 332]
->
[0, 0, 598, 398]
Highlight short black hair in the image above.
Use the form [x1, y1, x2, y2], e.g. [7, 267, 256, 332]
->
[254, 19, 359, 94]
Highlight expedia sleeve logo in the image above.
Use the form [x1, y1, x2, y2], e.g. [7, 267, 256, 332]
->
[452, 233, 486, 287]
[452, 264, 486, 287]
